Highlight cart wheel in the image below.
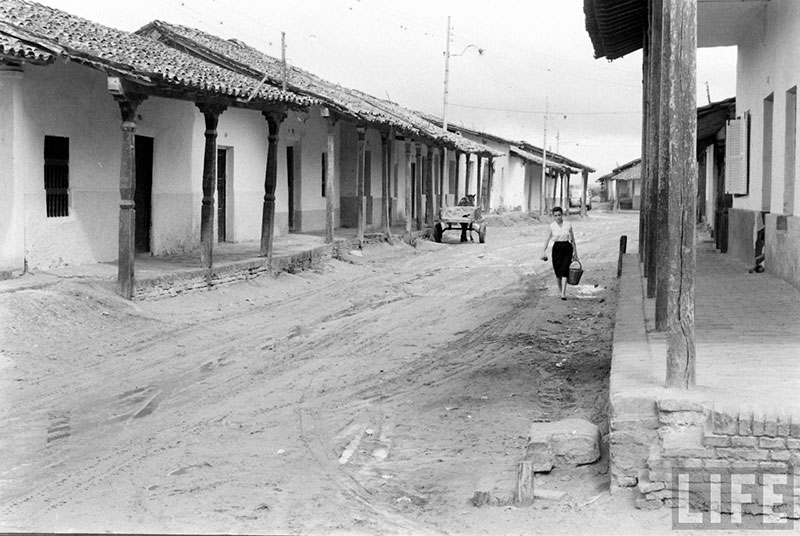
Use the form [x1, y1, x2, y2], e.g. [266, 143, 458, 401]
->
[478, 222, 487, 243]
[433, 222, 443, 243]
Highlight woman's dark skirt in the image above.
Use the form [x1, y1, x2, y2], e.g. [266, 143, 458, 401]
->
[552, 241, 573, 278]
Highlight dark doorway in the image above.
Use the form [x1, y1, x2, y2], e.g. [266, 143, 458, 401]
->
[217, 148, 227, 242]
[134, 135, 153, 253]
[286, 146, 295, 232]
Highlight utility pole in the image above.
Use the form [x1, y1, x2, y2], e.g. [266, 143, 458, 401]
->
[441, 16, 452, 207]
[540, 97, 548, 216]
[281, 31, 287, 91]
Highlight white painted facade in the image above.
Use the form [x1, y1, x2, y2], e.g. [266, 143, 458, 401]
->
[0, 58, 358, 273]
[725, 0, 800, 286]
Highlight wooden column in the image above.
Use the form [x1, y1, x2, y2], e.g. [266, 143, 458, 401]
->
[484, 156, 495, 211]
[415, 143, 423, 230]
[442, 147, 449, 207]
[405, 140, 413, 238]
[646, 0, 663, 300]
[260, 110, 286, 259]
[381, 131, 391, 238]
[425, 147, 436, 226]
[356, 125, 366, 246]
[454, 150, 462, 201]
[640, 18, 651, 265]
[581, 170, 589, 217]
[197, 102, 226, 285]
[115, 96, 144, 299]
[465, 154, 473, 196]
[324, 113, 336, 243]
[655, 0, 671, 329]
[475, 154, 483, 208]
[664, 0, 697, 389]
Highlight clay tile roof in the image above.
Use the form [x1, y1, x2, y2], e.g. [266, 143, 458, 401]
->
[138, 20, 497, 154]
[0, 0, 315, 107]
[583, 0, 645, 60]
[599, 158, 641, 182]
[0, 30, 53, 63]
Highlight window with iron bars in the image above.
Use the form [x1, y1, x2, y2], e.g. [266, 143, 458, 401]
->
[44, 135, 69, 217]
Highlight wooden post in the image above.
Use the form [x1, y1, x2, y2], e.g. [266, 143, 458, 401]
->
[381, 130, 392, 241]
[260, 110, 286, 259]
[514, 461, 535, 506]
[655, 0, 671, 330]
[324, 112, 336, 244]
[483, 156, 494, 212]
[454, 150, 462, 201]
[581, 169, 589, 217]
[115, 96, 144, 299]
[640, 21, 650, 266]
[356, 125, 366, 247]
[465, 154, 472, 196]
[617, 235, 628, 278]
[415, 143, 423, 231]
[475, 154, 483, 209]
[426, 147, 436, 227]
[197, 102, 226, 285]
[405, 139, 413, 239]
[664, 0, 697, 389]
[439, 147, 446, 205]
[647, 0, 663, 301]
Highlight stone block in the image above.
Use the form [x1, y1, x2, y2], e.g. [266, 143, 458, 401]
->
[528, 418, 600, 468]
[770, 450, 791, 462]
[678, 458, 703, 469]
[524, 440, 554, 473]
[662, 447, 715, 459]
[703, 434, 731, 447]
[712, 411, 738, 436]
[716, 448, 769, 461]
[738, 411, 753, 436]
[760, 437, 786, 449]
[764, 419, 779, 437]
[752, 415, 766, 436]
[635, 495, 663, 510]
[659, 410, 707, 427]
[647, 470, 671, 483]
[731, 461, 758, 471]
[704, 459, 733, 470]
[730, 436, 758, 448]
[791, 422, 800, 439]
[758, 461, 788, 475]
[777, 415, 791, 437]
[657, 398, 706, 413]
[787, 438, 800, 450]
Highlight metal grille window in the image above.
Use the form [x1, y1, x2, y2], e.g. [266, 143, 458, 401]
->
[44, 136, 70, 217]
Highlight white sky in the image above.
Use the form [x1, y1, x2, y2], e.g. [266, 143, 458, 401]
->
[35, 0, 738, 179]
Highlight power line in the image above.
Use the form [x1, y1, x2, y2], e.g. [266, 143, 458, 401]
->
[448, 102, 641, 116]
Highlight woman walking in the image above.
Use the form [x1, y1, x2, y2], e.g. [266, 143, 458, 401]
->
[540, 206, 578, 300]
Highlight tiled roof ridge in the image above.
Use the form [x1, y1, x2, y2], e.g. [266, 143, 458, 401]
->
[140, 18, 502, 155]
[0, 0, 316, 106]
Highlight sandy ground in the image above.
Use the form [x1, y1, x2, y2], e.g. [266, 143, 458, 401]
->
[0, 211, 691, 535]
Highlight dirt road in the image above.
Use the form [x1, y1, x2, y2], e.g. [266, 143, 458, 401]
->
[1, 211, 677, 534]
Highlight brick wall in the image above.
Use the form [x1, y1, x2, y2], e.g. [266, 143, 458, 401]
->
[635, 398, 800, 520]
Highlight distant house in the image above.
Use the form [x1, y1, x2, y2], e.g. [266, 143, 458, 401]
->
[418, 120, 595, 214]
[598, 159, 641, 210]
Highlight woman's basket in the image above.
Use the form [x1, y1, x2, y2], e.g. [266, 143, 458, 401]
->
[567, 260, 583, 285]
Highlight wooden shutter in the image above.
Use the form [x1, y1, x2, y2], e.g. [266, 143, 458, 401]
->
[725, 115, 749, 195]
